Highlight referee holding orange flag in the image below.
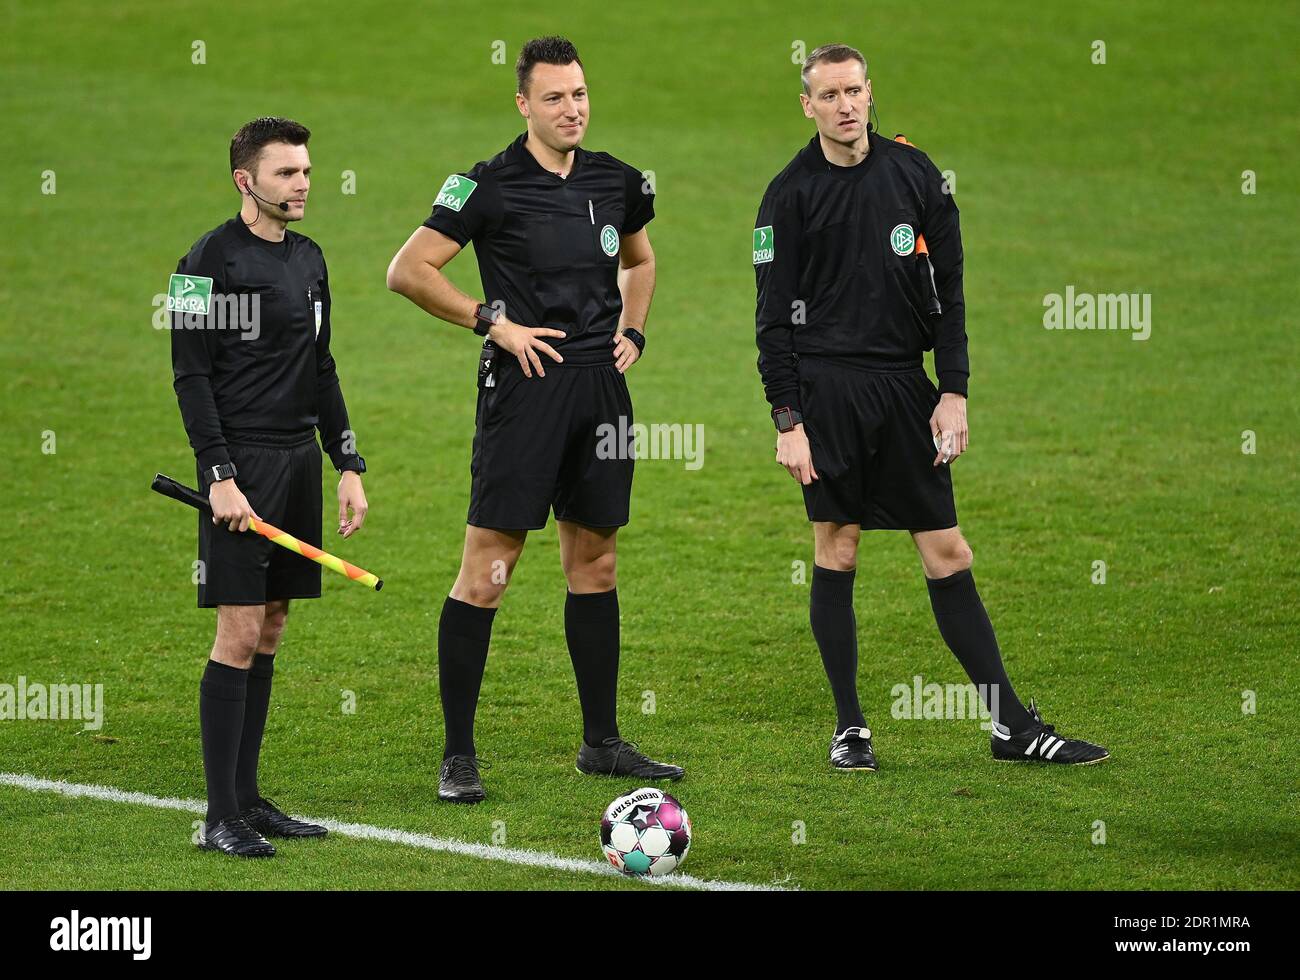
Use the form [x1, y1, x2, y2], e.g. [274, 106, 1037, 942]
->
[168, 117, 370, 857]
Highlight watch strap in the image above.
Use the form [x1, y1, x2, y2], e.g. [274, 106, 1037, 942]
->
[204, 461, 237, 485]
[473, 303, 500, 337]
[772, 406, 803, 433]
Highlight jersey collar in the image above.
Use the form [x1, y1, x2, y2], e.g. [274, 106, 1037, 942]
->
[800, 126, 881, 179]
[231, 213, 290, 252]
[508, 130, 584, 182]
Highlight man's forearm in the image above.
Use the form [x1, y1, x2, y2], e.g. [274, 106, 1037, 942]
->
[388, 260, 479, 330]
[317, 378, 360, 469]
[617, 257, 655, 332]
[174, 374, 231, 471]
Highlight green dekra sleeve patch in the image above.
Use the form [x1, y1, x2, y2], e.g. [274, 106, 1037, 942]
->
[435, 174, 478, 212]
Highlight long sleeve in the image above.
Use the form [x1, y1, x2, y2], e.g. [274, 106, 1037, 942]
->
[754, 185, 803, 413]
[170, 239, 231, 471]
[314, 260, 360, 470]
[920, 158, 968, 396]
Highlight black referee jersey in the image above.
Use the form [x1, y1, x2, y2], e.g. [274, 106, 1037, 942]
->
[169, 216, 361, 472]
[423, 131, 654, 362]
[754, 128, 968, 412]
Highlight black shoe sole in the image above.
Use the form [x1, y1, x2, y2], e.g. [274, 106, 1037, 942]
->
[196, 842, 276, 858]
[439, 792, 486, 804]
[992, 752, 1110, 766]
[253, 827, 329, 839]
[574, 765, 685, 781]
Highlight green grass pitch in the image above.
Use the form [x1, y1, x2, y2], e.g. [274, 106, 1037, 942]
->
[1, 0, 1297, 890]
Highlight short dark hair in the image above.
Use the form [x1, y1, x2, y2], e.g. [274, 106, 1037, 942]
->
[516, 36, 583, 95]
[229, 116, 311, 174]
[801, 43, 868, 95]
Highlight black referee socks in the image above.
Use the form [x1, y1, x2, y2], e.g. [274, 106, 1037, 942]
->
[199, 659, 249, 826]
[810, 565, 868, 733]
[438, 596, 497, 759]
[236, 653, 275, 810]
[565, 588, 622, 747]
[925, 569, 1033, 733]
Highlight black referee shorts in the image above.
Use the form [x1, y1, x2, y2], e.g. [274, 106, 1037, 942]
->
[797, 354, 958, 531]
[196, 432, 323, 607]
[468, 352, 634, 531]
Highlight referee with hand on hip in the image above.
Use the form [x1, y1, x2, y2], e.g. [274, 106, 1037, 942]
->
[388, 36, 683, 804]
[170, 117, 370, 856]
[755, 45, 1107, 772]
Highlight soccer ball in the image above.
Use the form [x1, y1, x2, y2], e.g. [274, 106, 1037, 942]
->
[601, 787, 692, 877]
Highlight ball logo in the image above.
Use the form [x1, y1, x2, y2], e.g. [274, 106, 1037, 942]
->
[600, 224, 619, 256]
[601, 788, 691, 878]
[890, 223, 915, 256]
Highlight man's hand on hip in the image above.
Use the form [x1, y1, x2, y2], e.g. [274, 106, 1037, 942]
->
[487, 318, 566, 378]
[611, 328, 642, 374]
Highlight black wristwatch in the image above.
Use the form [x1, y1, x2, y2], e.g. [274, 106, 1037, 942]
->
[204, 461, 238, 486]
[772, 407, 803, 433]
[338, 455, 367, 475]
[473, 302, 502, 337]
[620, 327, 646, 354]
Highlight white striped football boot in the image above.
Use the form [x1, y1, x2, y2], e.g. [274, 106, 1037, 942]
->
[991, 700, 1109, 765]
[830, 726, 877, 771]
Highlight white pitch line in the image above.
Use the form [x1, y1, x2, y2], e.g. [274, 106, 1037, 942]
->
[0, 772, 789, 892]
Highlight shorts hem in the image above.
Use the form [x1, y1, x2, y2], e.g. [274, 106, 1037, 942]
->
[467, 517, 550, 532]
[804, 513, 958, 531]
[197, 591, 321, 609]
[553, 514, 629, 529]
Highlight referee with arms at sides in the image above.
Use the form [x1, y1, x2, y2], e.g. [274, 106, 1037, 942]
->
[387, 36, 683, 803]
[171, 117, 370, 855]
[755, 45, 1107, 771]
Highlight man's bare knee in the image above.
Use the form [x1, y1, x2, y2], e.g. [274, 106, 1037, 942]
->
[814, 522, 860, 571]
[952, 540, 974, 572]
[558, 522, 618, 593]
[257, 599, 290, 654]
[449, 527, 526, 608]
[565, 549, 617, 593]
[213, 605, 264, 668]
[451, 556, 515, 606]
[452, 577, 510, 607]
[915, 529, 973, 578]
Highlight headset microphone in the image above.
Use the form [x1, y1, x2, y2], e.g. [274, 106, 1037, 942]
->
[243, 182, 289, 212]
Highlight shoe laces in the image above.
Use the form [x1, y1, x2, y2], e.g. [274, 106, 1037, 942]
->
[603, 737, 650, 773]
[222, 816, 265, 842]
[444, 755, 485, 782]
[252, 796, 285, 818]
[1021, 699, 1057, 738]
